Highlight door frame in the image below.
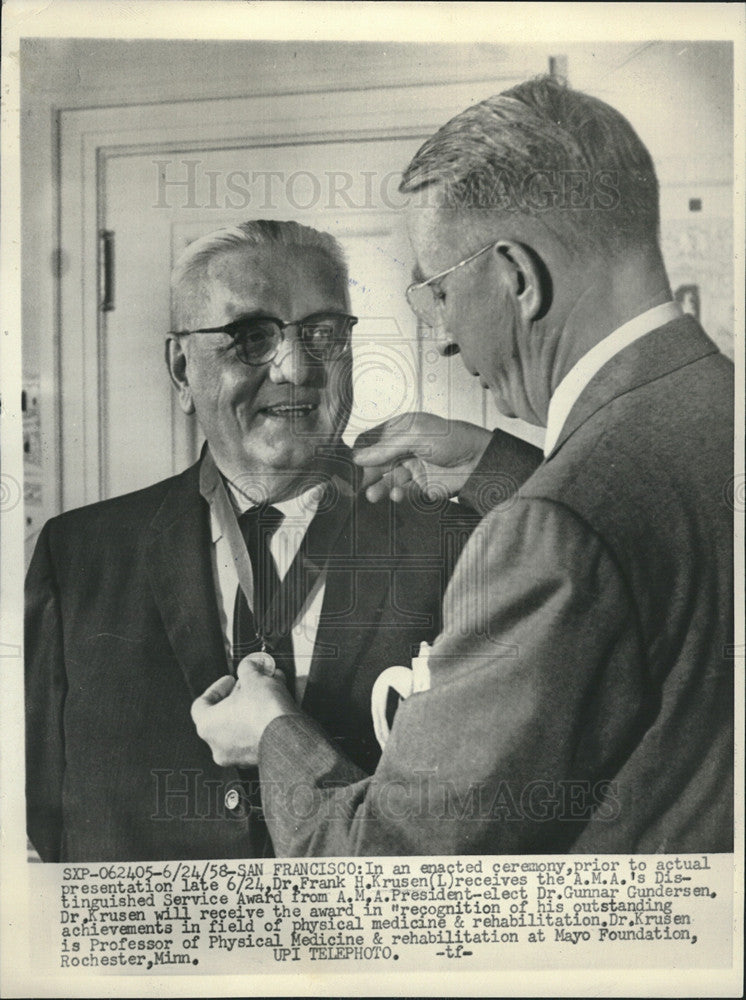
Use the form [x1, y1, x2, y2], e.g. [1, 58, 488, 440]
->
[57, 79, 520, 510]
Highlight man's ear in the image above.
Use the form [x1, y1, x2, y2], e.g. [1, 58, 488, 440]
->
[165, 337, 195, 414]
[496, 241, 550, 322]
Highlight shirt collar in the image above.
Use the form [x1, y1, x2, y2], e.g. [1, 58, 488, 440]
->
[203, 457, 324, 544]
[225, 478, 324, 522]
[543, 301, 683, 458]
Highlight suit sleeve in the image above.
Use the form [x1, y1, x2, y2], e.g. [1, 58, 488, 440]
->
[459, 428, 543, 516]
[25, 522, 67, 862]
[258, 497, 650, 856]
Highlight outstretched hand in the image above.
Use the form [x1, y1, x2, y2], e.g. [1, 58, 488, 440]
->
[191, 653, 299, 768]
[352, 412, 492, 503]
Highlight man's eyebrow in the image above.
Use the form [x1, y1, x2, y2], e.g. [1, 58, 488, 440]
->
[411, 265, 426, 284]
[225, 308, 280, 323]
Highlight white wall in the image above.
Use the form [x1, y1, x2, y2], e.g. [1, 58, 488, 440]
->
[567, 41, 734, 356]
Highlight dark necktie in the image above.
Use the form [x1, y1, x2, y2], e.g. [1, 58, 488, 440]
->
[232, 506, 296, 696]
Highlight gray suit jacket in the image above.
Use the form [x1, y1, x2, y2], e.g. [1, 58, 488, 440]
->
[258, 316, 734, 855]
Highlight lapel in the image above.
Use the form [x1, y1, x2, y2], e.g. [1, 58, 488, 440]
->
[145, 461, 228, 700]
[300, 451, 392, 714]
[550, 316, 720, 459]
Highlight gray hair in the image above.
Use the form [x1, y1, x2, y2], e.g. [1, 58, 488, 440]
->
[399, 75, 660, 256]
[171, 219, 349, 328]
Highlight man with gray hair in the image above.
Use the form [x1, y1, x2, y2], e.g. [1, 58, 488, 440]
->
[193, 77, 734, 856]
[25, 219, 501, 861]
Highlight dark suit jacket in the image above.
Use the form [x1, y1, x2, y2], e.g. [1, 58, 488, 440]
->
[27, 446, 530, 862]
[258, 316, 734, 856]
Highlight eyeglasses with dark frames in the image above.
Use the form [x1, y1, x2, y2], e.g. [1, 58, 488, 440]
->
[170, 311, 358, 366]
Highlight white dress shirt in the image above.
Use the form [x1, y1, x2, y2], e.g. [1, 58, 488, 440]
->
[543, 301, 683, 458]
[209, 483, 327, 703]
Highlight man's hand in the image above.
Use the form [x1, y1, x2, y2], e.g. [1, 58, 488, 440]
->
[353, 412, 492, 503]
[191, 653, 299, 768]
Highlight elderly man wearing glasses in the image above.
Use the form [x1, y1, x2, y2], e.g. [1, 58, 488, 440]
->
[193, 76, 734, 857]
[27, 219, 533, 862]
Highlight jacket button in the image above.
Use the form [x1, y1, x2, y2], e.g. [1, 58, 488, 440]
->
[225, 788, 240, 811]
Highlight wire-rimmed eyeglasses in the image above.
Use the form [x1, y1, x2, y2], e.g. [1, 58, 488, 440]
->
[405, 239, 502, 328]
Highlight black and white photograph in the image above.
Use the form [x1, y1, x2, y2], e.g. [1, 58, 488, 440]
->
[1, 2, 743, 996]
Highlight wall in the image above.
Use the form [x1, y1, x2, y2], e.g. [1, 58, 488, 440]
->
[568, 41, 734, 357]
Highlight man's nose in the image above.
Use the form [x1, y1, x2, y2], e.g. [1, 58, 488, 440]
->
[433, 317, 459, 357]
[267, 330, 316, 384]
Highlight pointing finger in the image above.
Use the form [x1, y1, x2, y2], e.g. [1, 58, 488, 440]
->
[352, 439, 418, 467]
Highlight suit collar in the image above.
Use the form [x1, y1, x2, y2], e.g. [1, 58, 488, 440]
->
[544, 301, 682, 457]
[548, 316, 719, 459]
[145, 462, 228, 699]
